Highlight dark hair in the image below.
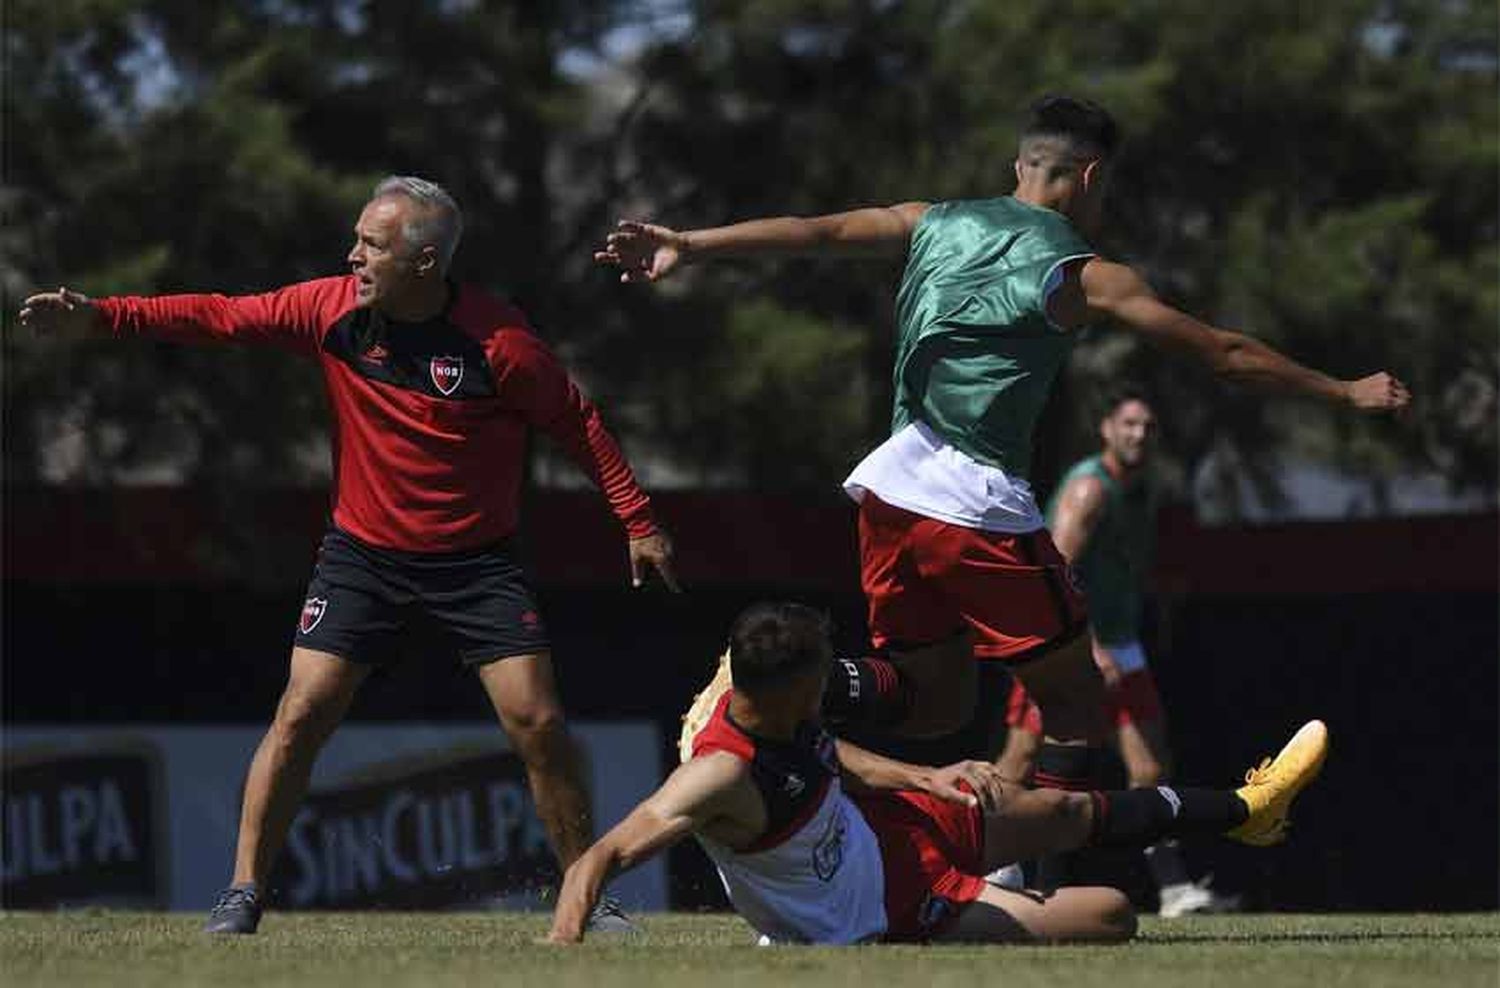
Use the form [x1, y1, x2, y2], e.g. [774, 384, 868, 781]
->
[1099, 382, 1152, 421]
[729, 602, 833, 690]
[1022, 95, 1120, 160]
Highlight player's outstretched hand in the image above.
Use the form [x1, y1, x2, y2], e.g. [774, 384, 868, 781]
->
[595, 220, 687, 283]
[1344, 372, 1410, 411]
[629, 530, 681, 592]
[17, 287, 104, 338]
[922, 760, 1007, 811]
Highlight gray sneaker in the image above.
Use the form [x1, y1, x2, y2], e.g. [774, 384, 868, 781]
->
[586, 895, 639, 934]
[204, 885, 262, 934]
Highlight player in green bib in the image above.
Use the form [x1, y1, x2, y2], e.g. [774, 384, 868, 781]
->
[1046, 387, 1237, 916]
[595, 95, 1409, 805]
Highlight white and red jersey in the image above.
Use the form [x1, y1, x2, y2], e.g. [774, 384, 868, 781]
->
[691, 692, 887, 944]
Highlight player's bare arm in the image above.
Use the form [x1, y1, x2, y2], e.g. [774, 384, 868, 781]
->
[1060, 259, 1411, 410]
[17, 287, 105, 337]
[833, 739, 1006, 811]
[1049, 473, 1108, 563]
[594, 203, 931, 283]
[547, 752, 752, 944]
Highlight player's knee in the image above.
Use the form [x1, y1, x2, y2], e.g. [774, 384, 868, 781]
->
[270, 689, 344, 744]
[502, 703, 568, 749]
[1097, 889, 1137, 941]
[1128, 757, 1165, 789]
[1023, 790, 1092, 838]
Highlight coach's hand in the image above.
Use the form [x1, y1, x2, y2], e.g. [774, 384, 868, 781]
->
[629, 530, 681, 591]
[17, 287, 104, 338]
[922, 760, 1007, 811]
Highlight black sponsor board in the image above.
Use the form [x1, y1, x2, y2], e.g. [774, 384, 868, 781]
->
[2, 749, 166, 908]
[268, 749, 557, 909]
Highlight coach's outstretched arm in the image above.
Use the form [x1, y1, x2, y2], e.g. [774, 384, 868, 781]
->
[19, 281, 333, 351]
[547, 753, 745, 944]
[594, 203, 930, 283]
[1062, 260, 1411, 411]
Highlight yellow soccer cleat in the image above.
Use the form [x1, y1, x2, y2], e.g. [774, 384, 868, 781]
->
[1226, 719, 1329, 847]
[677, 649, 734, 764]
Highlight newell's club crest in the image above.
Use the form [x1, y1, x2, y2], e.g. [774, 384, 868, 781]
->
[430, 356, 464, 396]
[299, 597, 328, 635]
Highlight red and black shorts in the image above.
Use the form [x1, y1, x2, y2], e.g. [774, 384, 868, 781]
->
[858, 494, 1087, 663]
[852, 787, 988, 942]
[294, 527, 549, 666]
[1105, 669, 1164, 728]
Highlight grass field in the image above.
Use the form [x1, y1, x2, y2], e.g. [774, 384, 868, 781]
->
[3, 911, 1496, 988]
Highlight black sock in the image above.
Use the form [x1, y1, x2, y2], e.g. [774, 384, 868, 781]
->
[1032, 744, 1108, 892]
[1088, 787, 1250, 848]
[822, 657, 913, 729]
[1144, 838, 1192, 889]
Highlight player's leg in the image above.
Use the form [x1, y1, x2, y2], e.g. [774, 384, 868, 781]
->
[1101, 646, 1170, 788]
[1109, 677, 1189, 903]
[430, 540, 601, 875]
[208, 530, 397, 934]
[1114, 710, 1191, 905]
[938, 883, 1136, 943]
[1108, 662, 1240, 915]
[913, 521, 1109, 798]
[855, 784, 1129, 944]
[1012, 633, 1111, 772]
[231, 646, 368, 888]
[994, 673, 1043, 784]
[981, 719, 1330, 872]
[828, 494, 978, 737]
[823, 634, 977, 738]
[475, 651, 594, 869]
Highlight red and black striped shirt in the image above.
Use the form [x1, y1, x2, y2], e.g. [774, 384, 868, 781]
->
[98, 276, 656, 552]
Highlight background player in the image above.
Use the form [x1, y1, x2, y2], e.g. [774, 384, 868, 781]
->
[1045, 386, 1237, 915]
[18, 176, 678, 934]
[594, 94, 1407, 802]
[549, 603, 1328, 945]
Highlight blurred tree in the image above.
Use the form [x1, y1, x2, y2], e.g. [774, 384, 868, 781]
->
[4, 0, 1495, 516]
[609, 0, 1497, 504]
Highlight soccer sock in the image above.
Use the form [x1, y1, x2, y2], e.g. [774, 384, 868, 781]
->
[822, 657, 913, 729]
[1087, 787, 1250, 848]
[1144, 838, 1193, 890]
[1032, 744, 1108, 891]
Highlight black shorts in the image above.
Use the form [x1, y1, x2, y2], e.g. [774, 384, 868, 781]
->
[294, 528, 549, 666]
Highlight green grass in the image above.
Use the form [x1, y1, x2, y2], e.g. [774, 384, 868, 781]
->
[3, 912, 1496, 988]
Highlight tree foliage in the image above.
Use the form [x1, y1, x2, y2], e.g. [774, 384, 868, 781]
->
[4, 0, 1495, 508]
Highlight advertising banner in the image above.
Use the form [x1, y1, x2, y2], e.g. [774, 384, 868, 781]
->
[3, 723, 664, 912]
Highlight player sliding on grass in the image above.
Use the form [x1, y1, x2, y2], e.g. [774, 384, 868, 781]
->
[594, 94, 1408, 803]
[548, 603, 1327, 945]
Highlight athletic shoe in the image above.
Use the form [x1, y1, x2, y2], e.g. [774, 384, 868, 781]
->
[203, 885, 262, 934]
[983, 862, 1026, 891]
[1157, 877, 1243, 917]
[1225, 720, 1329, 847]
[678, 650, 733, 763]
[586, 895, 640, 934]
